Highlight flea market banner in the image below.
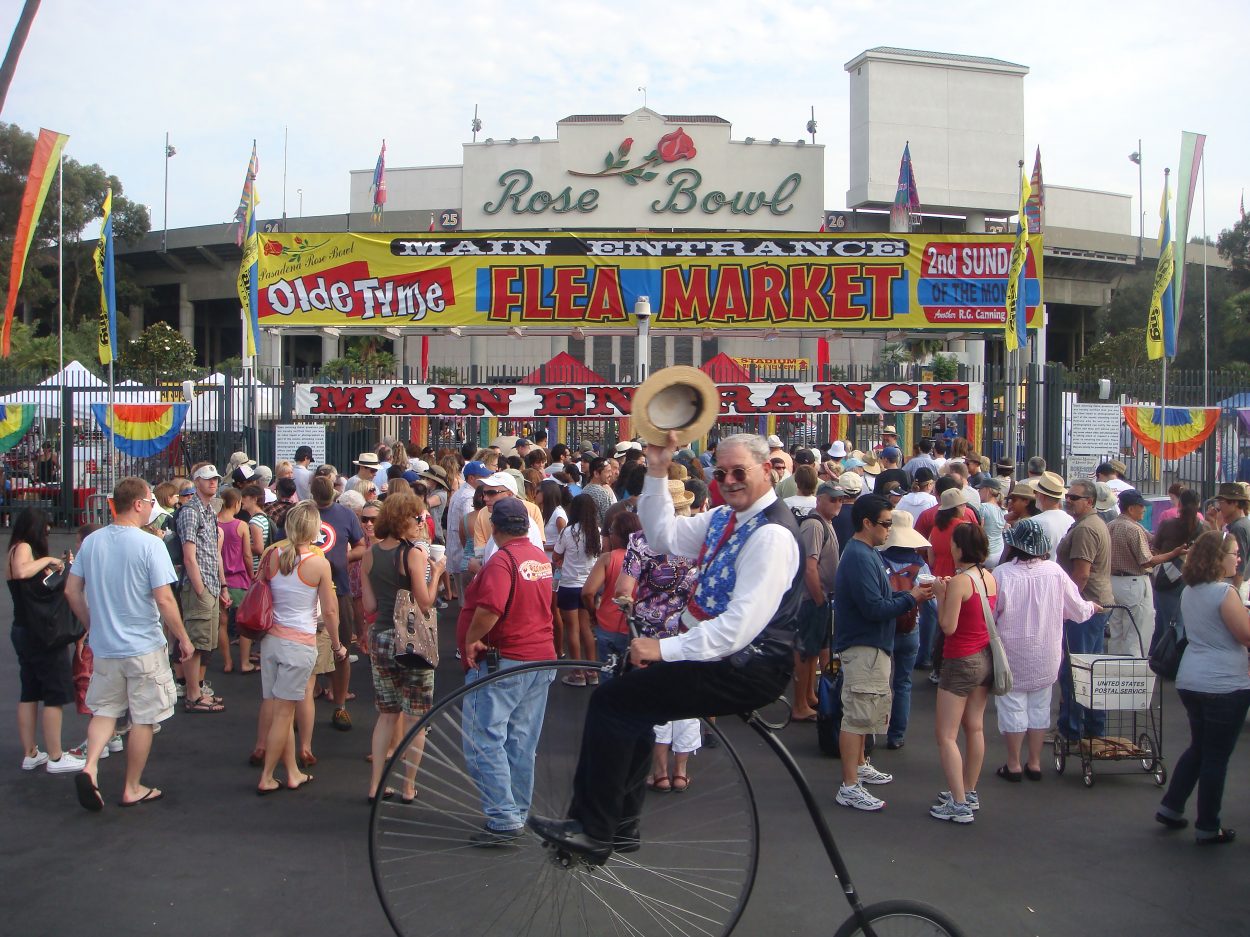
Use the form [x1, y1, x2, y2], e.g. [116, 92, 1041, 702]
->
[294, 381, 983, 418]
[258, 232, 1041, 332]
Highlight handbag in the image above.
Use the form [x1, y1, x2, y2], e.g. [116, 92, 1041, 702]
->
[967, 566, 1012, 696]
[1149, 623, 1187, 679]
[236, 545, 279, 641]
[18, 565, 84, 650]
[393, 543, 439, 669]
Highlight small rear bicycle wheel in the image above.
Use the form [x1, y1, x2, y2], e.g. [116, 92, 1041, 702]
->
[369, 660, 760, 937]
[833, 899, 966, 936]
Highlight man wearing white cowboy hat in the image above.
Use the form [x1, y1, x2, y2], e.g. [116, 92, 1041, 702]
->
[1033, 471, 1074, 562]
[346, 452, 383, 494]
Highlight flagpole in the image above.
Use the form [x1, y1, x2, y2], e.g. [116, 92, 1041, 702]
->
[1159, 167, 1171, 495]
[57, 150, 63, 377]
[1201, 156, 1209, 405]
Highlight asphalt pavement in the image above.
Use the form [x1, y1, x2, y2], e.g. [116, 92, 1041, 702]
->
[3, 532, 1247, 936]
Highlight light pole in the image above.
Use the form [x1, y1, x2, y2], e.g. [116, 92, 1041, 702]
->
[1129, 142, 1143, 262]
[634, 296, 652, 384]
[162, 132, 176, 252]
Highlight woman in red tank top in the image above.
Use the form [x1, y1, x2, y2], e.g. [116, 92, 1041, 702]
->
[930, 523, 997, 823]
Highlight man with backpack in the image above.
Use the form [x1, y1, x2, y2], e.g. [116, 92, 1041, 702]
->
[791, 481, 843, 722]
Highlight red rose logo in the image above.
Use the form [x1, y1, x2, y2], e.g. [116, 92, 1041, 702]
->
[619, 137, 633, 156]
[656, 128, 696, 163]
[263, 240, 282, 256]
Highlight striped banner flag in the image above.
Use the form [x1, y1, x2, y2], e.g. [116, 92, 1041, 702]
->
[94, 187, 117, 365]
[2, 128, 69, 356]
[1173, 131, 1206, 331]
[1025, 148, 1045, 308]
[234, 141, 258, 246]
[371, 140, 387, 223]
[1146, 175, 1176, 360]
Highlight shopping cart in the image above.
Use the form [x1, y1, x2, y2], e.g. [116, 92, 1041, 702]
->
[1053, 604, 1166, 788]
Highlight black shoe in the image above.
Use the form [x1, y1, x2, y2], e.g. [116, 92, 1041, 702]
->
[702, 733, 720, 749]
[468, 824, 524, 848]
[527, 816, 613, 864]
[614, 820, 641, 854]
[886, 739, 905, 750]
[1155, 812, 1188, 830]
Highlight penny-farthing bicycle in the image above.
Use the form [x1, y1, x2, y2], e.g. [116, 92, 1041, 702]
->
[369, 658, 964, 936]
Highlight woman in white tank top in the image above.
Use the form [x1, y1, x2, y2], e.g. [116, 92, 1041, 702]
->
[257, 502, 339, 795]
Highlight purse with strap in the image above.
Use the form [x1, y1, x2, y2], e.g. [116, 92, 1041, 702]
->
[236, 545, 280, 641]
[966, 566, 1012, 696]
[393, 543, 439, 669]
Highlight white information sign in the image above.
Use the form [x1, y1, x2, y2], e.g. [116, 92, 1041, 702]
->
[1069, 403, 1122, 456]
[274, 424, 327, 465]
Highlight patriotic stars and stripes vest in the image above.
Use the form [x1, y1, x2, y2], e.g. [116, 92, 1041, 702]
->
[685, 499, 807, 663]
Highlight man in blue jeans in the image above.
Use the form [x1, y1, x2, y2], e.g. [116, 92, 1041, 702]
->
[458, 497, 558, 845]
[1055, 479, 1114, 741]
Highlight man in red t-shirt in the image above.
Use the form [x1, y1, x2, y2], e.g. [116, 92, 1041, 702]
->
[457, 497, 557, 845]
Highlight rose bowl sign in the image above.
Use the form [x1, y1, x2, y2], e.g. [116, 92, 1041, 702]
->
[460, 108, 823, 231]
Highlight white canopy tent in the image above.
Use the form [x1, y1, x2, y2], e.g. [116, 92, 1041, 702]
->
[184, 372, 282, 431]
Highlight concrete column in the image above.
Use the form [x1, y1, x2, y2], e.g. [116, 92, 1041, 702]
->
[178, 283, 194, 345]
[549, 335, 566, 360]
[321, 332, 339, 366]
[127, 304, 143, 334]
[469, 335, 485, 382]
[799, 337, 819, 376]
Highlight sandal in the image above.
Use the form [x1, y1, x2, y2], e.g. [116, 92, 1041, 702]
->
[646, 775, 672, 792]
[996, 765, 1023, 783]
[671, 774, 690, 793]
[298, 750, 317, 767]
[184, 695, 225, 714]
[1024, 766, 1043, 781]
[248, 748, 266, 767]
[1196, 828, 1236, 845]
[561, 673, 587, 687]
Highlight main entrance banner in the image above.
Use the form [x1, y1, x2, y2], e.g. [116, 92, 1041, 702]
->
[259, 232, 1040, 333]
[295, 381, 983, 418]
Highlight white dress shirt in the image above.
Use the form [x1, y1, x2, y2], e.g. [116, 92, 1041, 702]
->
[637, 474, 799, 663]
[445, 483, 475, 568]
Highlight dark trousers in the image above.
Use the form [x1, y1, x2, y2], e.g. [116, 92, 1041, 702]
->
[1161, 688, 1250, 834]
[568, 653, 792, 842]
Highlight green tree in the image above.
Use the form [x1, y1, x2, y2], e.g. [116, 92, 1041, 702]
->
[319, 335, 397, 380]
[0, 122, 151, 342]
[117, 321, 197, 381]
[1217, 215, 1250, 287]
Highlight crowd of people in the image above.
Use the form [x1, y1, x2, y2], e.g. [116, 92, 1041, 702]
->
[8, 425, 1249, 848]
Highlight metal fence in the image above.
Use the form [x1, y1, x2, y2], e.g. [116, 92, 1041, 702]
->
[2, 360, 1244, 526]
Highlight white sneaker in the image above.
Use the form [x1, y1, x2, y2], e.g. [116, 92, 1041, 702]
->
[107, 734, 125, 753]
[46, 751, 87, 774]
[937, 789, 980, 811]
[836, 783, 885, 811]
[20, 750, 48, 771]
[857, 760, 894, 785]
[930, 799, 975, 823]
[67, 741, 108, 760]
[928, 670, 940, 684]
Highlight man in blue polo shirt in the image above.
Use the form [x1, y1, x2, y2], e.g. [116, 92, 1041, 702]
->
[833, 494, 932, 811]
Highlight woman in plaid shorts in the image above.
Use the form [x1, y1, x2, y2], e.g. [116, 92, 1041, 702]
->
[361, 493, 445, 804]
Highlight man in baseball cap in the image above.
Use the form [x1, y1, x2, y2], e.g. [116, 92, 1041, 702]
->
[469, 472, 544, 570]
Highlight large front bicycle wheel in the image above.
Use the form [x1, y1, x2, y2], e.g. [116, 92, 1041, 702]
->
[833, 899, 965, 937]
[370, 660, 760, 937]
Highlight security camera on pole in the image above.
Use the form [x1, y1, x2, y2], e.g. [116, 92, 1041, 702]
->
[633, 296, 652, 384]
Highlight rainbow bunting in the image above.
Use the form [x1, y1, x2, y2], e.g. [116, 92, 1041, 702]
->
[3, 129, 70, 357]
[1121, 405, 1219, 460]
[829, 414, 849, 447]
[90, 403, 188, 457]
[0, 403, 36, 454]
[964, 413, 984, 452]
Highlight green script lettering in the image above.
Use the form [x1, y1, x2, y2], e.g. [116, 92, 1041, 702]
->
[652, 168, 700, 214]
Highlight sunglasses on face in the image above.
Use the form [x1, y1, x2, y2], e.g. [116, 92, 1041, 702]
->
[872, 518, 894, 528]
[361, 515, 378, 523]
[1065, 494, 1088, 502]
[712, 466, 752, 484]
[482, 489, 509, 497]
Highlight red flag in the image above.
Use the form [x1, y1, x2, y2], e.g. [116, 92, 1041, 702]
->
[3, 129, 70, 357]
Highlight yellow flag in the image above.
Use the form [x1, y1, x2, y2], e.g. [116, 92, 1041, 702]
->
[1146, 180, 1175, 361]
[1004, 172, 1030, 353]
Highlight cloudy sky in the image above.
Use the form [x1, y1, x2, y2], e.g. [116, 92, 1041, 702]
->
[3, 0, 1245, 239]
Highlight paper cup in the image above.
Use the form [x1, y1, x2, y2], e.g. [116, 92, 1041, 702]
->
[916, 573, 935, 587]
[428, 544, 446, 563]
